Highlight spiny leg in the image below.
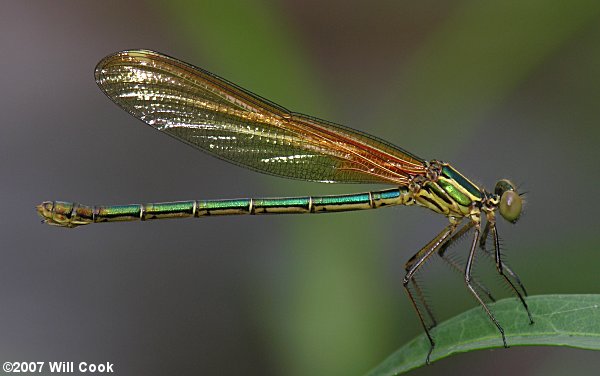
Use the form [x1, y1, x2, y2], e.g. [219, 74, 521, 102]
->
[438, 221, 496, 302]
[480, 222, 528, 296]
[403, 221, 458, 364]
[490, 223, 534, 324]
[410, 277, 437, 330]
[464, 221, 508, 348]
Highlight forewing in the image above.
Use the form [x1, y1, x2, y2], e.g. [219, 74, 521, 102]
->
[95, 50, 427, 184]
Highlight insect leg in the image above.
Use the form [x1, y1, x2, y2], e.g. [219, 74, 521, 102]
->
[480, 221, 528, 296]
[464, 221, 508, 347]
[491, 223, 534, 324]
[403, 221, 458, 364]
[438, 221, 496, 302]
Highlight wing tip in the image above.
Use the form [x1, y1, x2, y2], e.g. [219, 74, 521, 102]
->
[94, 49, 164, 83]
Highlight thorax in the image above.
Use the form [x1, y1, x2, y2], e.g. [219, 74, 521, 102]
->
[411, 161, 483, 218]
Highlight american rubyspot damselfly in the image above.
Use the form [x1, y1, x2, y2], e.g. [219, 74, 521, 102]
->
[37, 50, 533, 363]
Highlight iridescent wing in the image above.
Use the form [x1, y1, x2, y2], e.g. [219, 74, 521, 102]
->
[95, 50, 427, 185]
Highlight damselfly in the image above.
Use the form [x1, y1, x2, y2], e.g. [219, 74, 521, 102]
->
[37, 50, 533, 363]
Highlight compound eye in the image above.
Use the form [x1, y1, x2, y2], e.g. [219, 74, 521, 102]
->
[499, 190, 522, 223]
[495, 179, 515, 196]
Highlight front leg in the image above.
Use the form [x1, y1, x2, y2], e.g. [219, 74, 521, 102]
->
[480, 221, 529, 297]
[490, 221, 534, 325]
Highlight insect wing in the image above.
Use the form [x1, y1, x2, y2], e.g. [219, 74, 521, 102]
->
[95, 50, 426, 184]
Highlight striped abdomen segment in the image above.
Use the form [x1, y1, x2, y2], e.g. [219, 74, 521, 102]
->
[37, 187, 412, 228]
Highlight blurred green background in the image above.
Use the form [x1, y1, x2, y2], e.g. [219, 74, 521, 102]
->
[1, 1, 599, 375]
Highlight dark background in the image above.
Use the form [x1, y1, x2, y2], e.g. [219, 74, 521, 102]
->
[1, 1, 599, 375]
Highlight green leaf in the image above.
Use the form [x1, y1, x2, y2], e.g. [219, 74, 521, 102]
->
[367, 294, 600, 375]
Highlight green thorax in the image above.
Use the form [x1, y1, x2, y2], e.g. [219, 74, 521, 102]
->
[415, 163, 483, 217]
